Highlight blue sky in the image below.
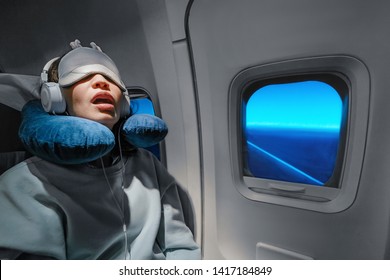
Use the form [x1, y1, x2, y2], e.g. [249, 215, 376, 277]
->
[246, 80, 342, 132]
[131, 98, 155, 115]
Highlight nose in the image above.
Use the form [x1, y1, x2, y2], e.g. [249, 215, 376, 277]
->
[91, 74, 110, 90]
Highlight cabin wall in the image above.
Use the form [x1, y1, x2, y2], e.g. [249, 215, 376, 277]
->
[187, 0, 390, 259]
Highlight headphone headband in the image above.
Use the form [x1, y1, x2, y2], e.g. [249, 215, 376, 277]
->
[40, 57, 60, 83]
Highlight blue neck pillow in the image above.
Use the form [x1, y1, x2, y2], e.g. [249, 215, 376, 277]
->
[19, 100, 168, 164]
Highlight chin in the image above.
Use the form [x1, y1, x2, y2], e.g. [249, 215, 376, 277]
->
[98, 116, 119, 129]
[83, 114, 118, 130]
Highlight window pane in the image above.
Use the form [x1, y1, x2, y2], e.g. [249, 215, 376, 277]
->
[244, 80, 343, 186]
[130, 98, 155, 115]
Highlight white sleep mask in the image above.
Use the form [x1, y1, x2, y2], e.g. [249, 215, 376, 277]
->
[58, 42, 126, 92]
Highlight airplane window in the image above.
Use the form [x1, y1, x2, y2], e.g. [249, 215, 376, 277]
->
[232, 57, 368, 211]
[243, 79, 344, 186]
[131, 98, 155, 115]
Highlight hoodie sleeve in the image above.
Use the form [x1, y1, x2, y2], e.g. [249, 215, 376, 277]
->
[158, 180, 201, 260]
[0, 162, 66, 260]
[149, 153, 200, 260]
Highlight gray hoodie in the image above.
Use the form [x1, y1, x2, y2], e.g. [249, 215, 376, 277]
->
[0, 149, 200, 260]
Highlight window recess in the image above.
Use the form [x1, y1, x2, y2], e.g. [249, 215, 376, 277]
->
[229, 56, 369, 212]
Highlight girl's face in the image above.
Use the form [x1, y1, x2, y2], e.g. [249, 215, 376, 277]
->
[62, 74, 123, 129]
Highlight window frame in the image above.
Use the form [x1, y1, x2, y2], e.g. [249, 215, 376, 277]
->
[228, 56, 370, 213]
[127, 86, 166, 164]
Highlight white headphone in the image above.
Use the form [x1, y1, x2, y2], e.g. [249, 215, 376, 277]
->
[40, 57, 66, 114]
[40, 57, 130, 117]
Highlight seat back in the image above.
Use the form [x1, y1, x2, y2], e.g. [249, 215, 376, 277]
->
[0, 103, 31, 175]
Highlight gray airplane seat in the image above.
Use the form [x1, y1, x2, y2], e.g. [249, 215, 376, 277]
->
[0, 103, 31, 175]
[0, 73, 40, 175]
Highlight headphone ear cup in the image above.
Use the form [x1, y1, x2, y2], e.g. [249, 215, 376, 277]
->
[40, 82, 66, 114]
[120, 92, 131, 118]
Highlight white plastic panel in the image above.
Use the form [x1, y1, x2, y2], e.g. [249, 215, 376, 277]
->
[188, 0, 390, 259]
